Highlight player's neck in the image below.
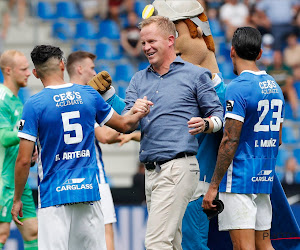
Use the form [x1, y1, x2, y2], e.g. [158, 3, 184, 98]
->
[237, 59, 260, 75]
[3, 79, 20, 96]
[69, 76, 84, 85]
[41, 74, 66, 88]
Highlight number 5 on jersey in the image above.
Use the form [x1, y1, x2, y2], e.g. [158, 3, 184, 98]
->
[61, 111, 83, 144]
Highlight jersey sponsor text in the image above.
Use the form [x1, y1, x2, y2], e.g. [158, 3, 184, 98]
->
[56, 178, 93, 192]
[53, 91, 83, 107]
[251, 170, 273, 183]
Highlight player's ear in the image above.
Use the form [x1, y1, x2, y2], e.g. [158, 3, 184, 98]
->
[59, 60, 65, 71]
[32, 69, 39, 79]
[168, 35, 175, 47]
[230, 46, 235, 59]
[78, 65, 83, 75]
[4, 66, 11, 76]
[256, 49, 263, 61]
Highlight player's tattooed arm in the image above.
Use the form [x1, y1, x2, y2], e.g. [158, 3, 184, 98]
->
[202, 118, 243, 209]
[210, 118, 243, 188]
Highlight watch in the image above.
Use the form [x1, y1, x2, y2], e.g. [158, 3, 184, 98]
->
[203, 119, 209, 132]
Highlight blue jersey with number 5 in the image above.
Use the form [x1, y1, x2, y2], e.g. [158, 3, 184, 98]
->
[18, 83, 113, 208]
[219, 71, 284, 194]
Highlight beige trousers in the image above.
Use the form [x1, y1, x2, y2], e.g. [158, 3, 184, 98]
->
[145, 155, 199, 250]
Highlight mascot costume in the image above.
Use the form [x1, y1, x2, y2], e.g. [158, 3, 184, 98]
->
[87, 0, 300, 249]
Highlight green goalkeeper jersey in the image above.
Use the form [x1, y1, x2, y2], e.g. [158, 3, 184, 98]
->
[0, 84, 27, 188]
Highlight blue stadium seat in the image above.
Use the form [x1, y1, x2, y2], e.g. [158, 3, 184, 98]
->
[294, 81, 300, 98]
[71, 42, 94, 53]
[95, 42, 121, 60]
[218, 60, 235, 80]
[295, 171, 300, 184]
[18, 87, 31, 104]
[37, 1, 56, 20]
[95, 63, 114, 76]
[276, 148, 291, 167]
[114, 63, 135, 82]
[218, 41, 231, 59]
[293, 148, 300, 165]
[138, 61, 150, 71]
[209, 19, 224, 38]
[134, 0, 147, 16]
[56, 1, 82, 19]
[282, 126, 297, 144]
[118, 85, 127, 99]
[284, 102, 294, 120]
[74, 21, 98, 39]
[98, 20, 120, 40]
[0, 71, 3, 83]
[52, 21, 73, 41]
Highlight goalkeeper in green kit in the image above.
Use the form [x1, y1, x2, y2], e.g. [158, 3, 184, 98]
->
[0, 50, 38, 250]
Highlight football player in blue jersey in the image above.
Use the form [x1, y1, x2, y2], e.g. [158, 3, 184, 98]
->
[203, 27, 285, 250]
[67, 50, 141, 250]
[11, 45, 152, 250]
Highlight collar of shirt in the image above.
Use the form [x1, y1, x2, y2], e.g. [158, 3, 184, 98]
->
[147, 56, 185, 74]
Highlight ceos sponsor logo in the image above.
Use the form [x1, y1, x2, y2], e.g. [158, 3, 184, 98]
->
[53, 91, 83, 107]
[56, 178, 93, 192]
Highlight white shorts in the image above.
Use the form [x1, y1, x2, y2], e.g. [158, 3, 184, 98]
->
[38, 201, 106, 250]
[218, 192, 272, 231]
[99, 183, 117, 224]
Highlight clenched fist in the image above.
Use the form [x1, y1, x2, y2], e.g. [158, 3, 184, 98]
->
[88, 71, 112, 94]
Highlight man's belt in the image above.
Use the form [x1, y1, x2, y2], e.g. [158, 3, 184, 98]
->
[144, 152, 194, 170]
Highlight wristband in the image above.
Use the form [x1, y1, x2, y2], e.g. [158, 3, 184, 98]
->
[101, 86, 115, 101]
[211, 116, 223, 133]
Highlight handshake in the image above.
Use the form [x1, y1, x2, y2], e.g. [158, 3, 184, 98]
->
[88, 71, 153, 115]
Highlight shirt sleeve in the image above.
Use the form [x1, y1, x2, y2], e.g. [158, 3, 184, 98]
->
[122, 73, 139, 115]
[93, 90, 114, 126]
[18, 99, 39, 142]
[195, 70, 224, 120]
[224, 80, 247, 123]
[0, 101, 12, 129]
[106, 94, 126, 115]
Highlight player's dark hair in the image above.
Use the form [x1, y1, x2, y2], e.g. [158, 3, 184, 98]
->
[31, 45, 64, 78]
[31, 45, 64, 65]
[232, 27, 262, 61]
[66, 51, 96, 76]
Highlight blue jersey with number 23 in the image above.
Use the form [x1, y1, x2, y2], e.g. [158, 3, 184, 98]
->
[219, 71, 284, 194]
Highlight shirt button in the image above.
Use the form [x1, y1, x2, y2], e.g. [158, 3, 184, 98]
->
[156, 90, 158, 93]
[142, 150, 144, 152]
[148, 119, 150, 122]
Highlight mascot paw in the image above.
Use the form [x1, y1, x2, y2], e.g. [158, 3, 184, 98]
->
[88, 71, 112, 94]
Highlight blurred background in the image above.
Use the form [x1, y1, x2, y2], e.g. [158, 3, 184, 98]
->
[1, 0, 300, 249]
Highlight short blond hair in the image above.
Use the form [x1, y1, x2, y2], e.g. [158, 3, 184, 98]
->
[0, 50, 24, 73]
[139, 16, 176, 38]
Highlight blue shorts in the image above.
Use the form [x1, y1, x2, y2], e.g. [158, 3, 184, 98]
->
[182, 196, 210, 250]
